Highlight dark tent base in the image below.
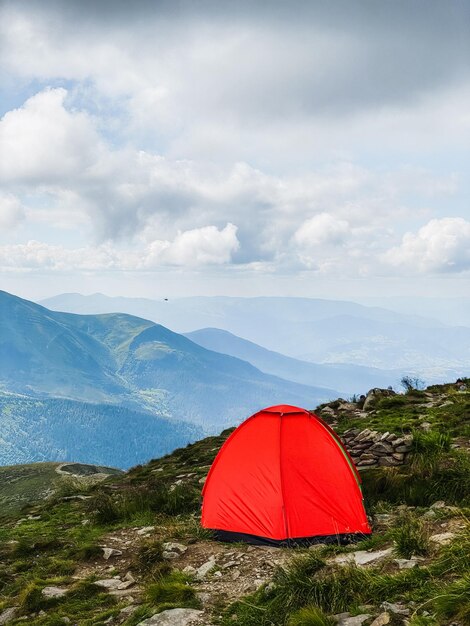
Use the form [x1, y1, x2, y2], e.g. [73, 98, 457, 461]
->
[212, 529, 371, 548]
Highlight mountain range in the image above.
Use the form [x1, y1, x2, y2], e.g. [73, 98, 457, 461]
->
[0, 290, 335, 467]
[42, 292, 470, 382]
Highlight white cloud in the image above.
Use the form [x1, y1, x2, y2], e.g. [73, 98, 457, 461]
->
[148, 223, 239, 266]
[0, 193, 25, 230]
[294, 213, 350, 247]
[0, 88, 101, 184]
[385, 217, 470, 273]
[0, 223, 239, 271]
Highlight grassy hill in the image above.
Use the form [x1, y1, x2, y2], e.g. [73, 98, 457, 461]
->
[0, 380, 468, 625]
[0, 462, 122, 517]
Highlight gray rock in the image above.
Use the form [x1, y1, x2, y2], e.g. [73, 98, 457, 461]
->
[378, 457, 401, 467]
[117, 580, 135, 590]
[430, 532, 456, 545]
[196, 557, 216, 579]
[137, 608, 204, 625]
[162, 542, 187, 554]
[0, 607, 18, 625]
[394, 558, 419, 569]
[335, 613, 371, 626]
[430, 501, 446, 509]
[42, 586, 67, 599]
[102, 547, 123, 560]
[370, 612, 390, 626]
[95, 578, 123, 590]
[333, 547, 393, 566]
[381, 601, 410, 616]
[137, 526, 155, 535]
[370, 442, 393, 455]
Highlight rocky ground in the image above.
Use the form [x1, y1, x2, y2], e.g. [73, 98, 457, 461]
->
[0, 380, 468, 626]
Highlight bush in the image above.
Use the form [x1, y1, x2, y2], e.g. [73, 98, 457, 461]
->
[401, 376, 425, 392]
[391, 513, 430, 558]
[134, 539, 165, 574]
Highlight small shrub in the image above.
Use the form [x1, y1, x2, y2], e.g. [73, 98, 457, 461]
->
[73, 542, 103, 561]
[88, 492, 120, 524]
[401, 376, 425, 392]
[134, 539, 164, 574]
[288, 605, 335, 626]
[391, 513, 430, 558]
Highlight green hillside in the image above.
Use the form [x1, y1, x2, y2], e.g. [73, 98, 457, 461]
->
[0, 381, 468, 625]
[0, 462, 123, 518]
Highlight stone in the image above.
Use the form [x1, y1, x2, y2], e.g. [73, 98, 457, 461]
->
[391, 453, 405, 461]
[370, 613, 390, 626]
[333, 547, 393, 566]
[378, 457, 401, 467]
[95, 578, 123, 590]
[102, 547, 123, 560]
[117, 580, 135, 590]
[124, 571, 136, 583]
[162, 542, 187, 554]
[335, 613, 371, 626]
[375, 514, 393, 524]
[42, 586, 67, 599]
[430, 501, 446, 509]
[163, 551, 180, 560]
[182, 565, 196, 575]
[381, 602, 410, 616]
[120, 606, 138, 616]
[394, 558, 419, 569]
[394, 445, 412, 453]
[357, 459, 377, 467]
[430, 532, 456, 545]
[355, 429, 372, 441]
[137, 608, 204, 625]
[137, 526, 155, 535]
[420, 422, 432, 431]
[196, 557, 216, 579]
[0, 607, 18, 625]
[370, 442, 393, 455]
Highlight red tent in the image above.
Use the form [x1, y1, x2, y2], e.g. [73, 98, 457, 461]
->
[201, 405, 371, 546]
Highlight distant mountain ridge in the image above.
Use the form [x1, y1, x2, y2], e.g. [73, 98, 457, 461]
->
[0, 291, 337, 467]
[185, 327, 400, 394]
[42, 292, 470, 382]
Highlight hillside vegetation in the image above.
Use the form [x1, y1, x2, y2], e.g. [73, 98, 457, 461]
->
[0, 381, 468, 626]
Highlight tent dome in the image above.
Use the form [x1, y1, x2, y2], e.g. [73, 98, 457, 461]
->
[201, 405, 371, 546]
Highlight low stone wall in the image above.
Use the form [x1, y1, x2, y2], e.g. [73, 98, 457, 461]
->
[340, 428, 413, 469]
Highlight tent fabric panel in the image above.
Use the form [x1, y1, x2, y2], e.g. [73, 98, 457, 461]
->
[281, 413, 371, 538]
[201, 411, 286, 539]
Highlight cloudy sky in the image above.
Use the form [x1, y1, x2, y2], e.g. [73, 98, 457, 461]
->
[1, 0, 469, 300]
